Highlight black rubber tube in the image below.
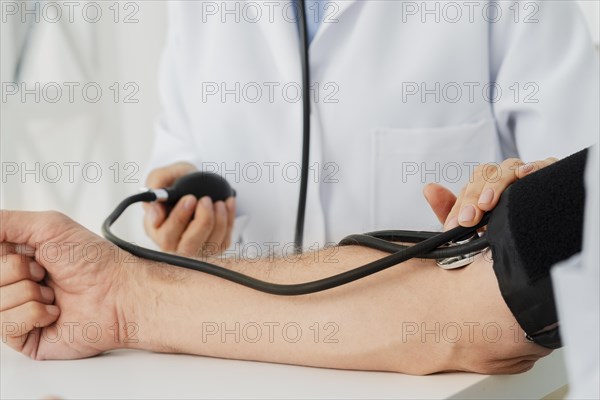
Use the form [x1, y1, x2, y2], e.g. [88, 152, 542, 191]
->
[339, 233, 489, 258]
[103, 194, 488, 296]
[294, 0, 311, 253]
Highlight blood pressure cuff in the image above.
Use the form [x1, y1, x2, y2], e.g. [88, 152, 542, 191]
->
[486, 148, 588, 349]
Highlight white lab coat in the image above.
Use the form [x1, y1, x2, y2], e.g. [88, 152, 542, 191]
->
[148, 0, 599, 250]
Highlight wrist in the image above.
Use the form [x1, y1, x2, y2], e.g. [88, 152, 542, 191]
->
[115, 253, 194, 353]
[114, 252, 158, 352]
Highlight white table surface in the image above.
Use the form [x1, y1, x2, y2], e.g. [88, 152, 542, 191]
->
[1, 345, 567, 399]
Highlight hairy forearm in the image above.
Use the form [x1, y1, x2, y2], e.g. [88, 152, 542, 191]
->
[120, 245, 536, 375]
[0, 210, 548, 373]
[121, 245, 459, 374]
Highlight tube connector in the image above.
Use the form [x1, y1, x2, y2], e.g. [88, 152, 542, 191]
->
[150, 188, 169, 202]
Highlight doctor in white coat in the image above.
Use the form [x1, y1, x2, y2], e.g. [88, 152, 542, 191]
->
[142, 0, 599, 256]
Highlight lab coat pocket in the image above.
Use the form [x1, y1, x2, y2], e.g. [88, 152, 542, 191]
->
[371, 119, 498, 231]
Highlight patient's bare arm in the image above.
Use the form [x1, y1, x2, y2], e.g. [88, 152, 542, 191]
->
[0, 211, 549, 375]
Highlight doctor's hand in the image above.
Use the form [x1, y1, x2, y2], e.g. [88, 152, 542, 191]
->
[0, 210, 130, 360]
[423, 157, 558, 229]
[143, 162, 236, 257]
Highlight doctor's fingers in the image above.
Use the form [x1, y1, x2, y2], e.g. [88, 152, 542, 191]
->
[446, 157, 559, 229]
[422, 183, 457, 225]
[145, 162, 196, 189]
[454, 159, 524, 227]
[477, 158, 558, 211]
[177, 197, 216, 257]
[469, 157, 558, 214]
[225, 197, 236, 247]
[177, 198, 232, 257]
[203, 201, 230, 255]
[143, 203, 167, 229]
[447, 159, 521, 229]
[149, 195, 198, 252]
[444, 186, 469, 230]
[514, 157, 559, 180]
[1, 254, 45, 286]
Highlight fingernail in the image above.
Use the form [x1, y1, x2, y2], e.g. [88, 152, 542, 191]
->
[183, 196, 196, 211]
[46, 305, 60, 316]
[458, 205, 476, 223]
[29, 261, 45, 280]
[444, 216, 458, 231]
[519, 164, 534, 175]
[40, 286, 54, 302]
[201, 196, 212, 209]
[478, 188, 494, 205]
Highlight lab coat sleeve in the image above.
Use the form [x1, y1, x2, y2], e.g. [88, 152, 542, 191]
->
[490, 1, 599, 160]
[145, 4, 200, 177]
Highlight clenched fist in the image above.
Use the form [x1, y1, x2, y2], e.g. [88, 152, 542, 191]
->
[0, 210, 132, 360]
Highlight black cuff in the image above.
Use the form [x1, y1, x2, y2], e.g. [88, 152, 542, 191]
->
[486, 148, 588, 349]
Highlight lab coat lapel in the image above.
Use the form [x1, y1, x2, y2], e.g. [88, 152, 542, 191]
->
[250, 0, 358, 78]
[251, 0, 302, 82]
[311, 0, 358, 47]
